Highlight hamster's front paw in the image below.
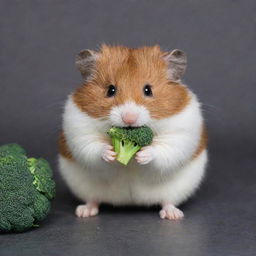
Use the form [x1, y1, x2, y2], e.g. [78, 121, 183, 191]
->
[135, 146, 154, 165]
[102, 144, 116, 163]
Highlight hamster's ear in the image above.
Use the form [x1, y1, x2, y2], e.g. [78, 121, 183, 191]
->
[163, 49, 187, 81]
[75, 49, 99, 80]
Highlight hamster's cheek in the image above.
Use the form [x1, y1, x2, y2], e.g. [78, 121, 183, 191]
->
[72, 85, 115, 119]
[144, 83, 191, 120]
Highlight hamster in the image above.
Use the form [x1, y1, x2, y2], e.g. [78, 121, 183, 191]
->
[58, 44, 207, 220]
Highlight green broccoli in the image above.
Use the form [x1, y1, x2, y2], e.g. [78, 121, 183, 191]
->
[108, 126, 153, 165]
[0, 144, 55, 232]
[27, 157, 55, 200]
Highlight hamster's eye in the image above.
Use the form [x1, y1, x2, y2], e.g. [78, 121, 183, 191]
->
[143, 84, 153, 97]
[106, 85, 117, 97]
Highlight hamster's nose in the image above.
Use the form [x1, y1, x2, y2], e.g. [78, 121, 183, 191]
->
[122, 112, 138, 125]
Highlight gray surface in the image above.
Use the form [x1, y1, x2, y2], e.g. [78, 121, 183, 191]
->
[0, 0, 255, 255]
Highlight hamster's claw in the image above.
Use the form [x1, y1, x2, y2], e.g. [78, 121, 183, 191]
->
[135, 146, 153, 165]
[75, 203, 99, 218]
[102, 145, 116, 162]
[159, 204, 184, 220]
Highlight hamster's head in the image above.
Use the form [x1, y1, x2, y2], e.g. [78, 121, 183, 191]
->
[73, 44, 190, 127]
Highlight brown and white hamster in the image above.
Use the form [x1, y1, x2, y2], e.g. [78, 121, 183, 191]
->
[58, 45, 207, 220]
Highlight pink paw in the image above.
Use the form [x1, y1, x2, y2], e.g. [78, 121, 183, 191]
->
[135, 146, 154, 165]
[159, 204, 184, 220]
[75, 203, 99, 218]
[102, 144, 116, 163]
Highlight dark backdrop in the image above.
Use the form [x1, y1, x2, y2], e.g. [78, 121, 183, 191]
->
[0, 1, 255, 256]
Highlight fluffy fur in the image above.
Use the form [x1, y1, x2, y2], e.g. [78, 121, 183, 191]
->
[59, 93, 207, 205]
[59, 45, 208, 219]
[72, 45, 190, 119]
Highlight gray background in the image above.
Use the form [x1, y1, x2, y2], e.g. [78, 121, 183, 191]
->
[0, 0, 255, 255]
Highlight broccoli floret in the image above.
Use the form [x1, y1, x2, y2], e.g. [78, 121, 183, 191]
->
[27, 158, 55, 200]
[108, 126, 153, 165]
[0, 143, 26, 156]
[0, 144, 55, 232]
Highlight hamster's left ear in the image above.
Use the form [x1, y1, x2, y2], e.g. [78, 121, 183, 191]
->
[75, 49, 99, 80]
[163, 49, 187, 81]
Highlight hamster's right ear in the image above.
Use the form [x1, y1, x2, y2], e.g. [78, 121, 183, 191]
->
[163, 49, 187, 82]
[75, 49, 99, 80]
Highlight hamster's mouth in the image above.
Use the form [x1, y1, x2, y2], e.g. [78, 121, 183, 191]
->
[112, 125, 148, 128]
[109, 102, 151, 128]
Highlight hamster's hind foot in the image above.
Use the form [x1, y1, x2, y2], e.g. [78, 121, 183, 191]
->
[159, 203, 184, 220]
[75, 202, 99, 218]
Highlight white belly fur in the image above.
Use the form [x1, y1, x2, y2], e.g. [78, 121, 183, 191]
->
[59, 149, 207, 206]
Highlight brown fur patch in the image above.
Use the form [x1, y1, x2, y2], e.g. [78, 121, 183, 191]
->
[58, 131, 73, 160]
[73, 45, 191, 119]
[193, 125, 208, 159]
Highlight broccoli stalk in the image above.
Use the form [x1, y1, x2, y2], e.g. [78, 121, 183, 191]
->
[108, 126, 153, 165]
[111, 137, 120, 154]
[113, 138, 141, 165]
